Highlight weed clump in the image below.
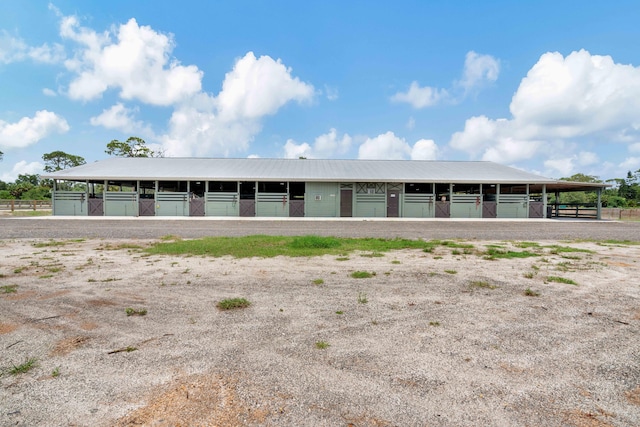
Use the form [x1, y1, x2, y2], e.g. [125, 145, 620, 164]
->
[351, 271, 375, 279]
[290, 235, 341, 249]
[217, 298, 251, 310]
[1, 284, 18, 294]
[125, 308, 148, 316]
[6, 358, 38, 375]
[524, 288, 540, 297]
[546, 276, 578, 286]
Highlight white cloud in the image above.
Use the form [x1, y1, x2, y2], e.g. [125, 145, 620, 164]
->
[283, 128, 352, 159]
[0, 111, 70, 149]
[42, 88, 57, 97]
[449, 50, 640, 166]
[37, 11, 315, 157]
[0, 30, 65, 64]
[406, 116, 415, 130]
[217, 52, 314, 121]
[629, 142, 640, 153]
[358, 132, 411, 160]
[544, 157, 575, 176]
[89, 103, 155, 137]
[391, 81, 448, 109]
[324, 84, 339, 101]
[577, 151, 599, 166]
[411, 139, 438, 160]
[0, 161, 44, 182]
[60, 15, 203, 105]
[162, 52, 314, 157]
[619, 157, 640, 171]
[357, 132, 441, 160]
[283, 140, 312, 159]
[456, 51, 500, 94]
[0, 31, 27, 63]
[392, 51, 500, 108]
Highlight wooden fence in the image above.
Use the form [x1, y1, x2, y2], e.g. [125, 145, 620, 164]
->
[601, 208, 640, 221]
[0, 199, 52, 211]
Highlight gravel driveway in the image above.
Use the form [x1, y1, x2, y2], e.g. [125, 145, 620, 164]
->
[1, 217, 640, 241]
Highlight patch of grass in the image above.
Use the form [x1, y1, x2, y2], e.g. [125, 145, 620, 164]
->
[523, 272, 535, 279]
[217, 298, 251, 310]
[52, 367, 60, 378]
[290, 235, 341, 249]
[8, 358, 38, 375]
[10, 210, 51, 217]
[360, 252, 384, 258]
[1, 284, 18, 294]
[545, 245, 593, 254]
[312, 278, 324, 285]
[391, 260, 401, 264]
[444, 269, 457, 274]
[336, 257, 350, 261]
[483, 248, 539, 260]
[451, 249, 461, 255]
[125, 346, 137, 352]
[39, 274, 54, 279]
[439, 241, 475, 249]
[125, 307, 148, 316]
[315, 341, 330, 349]
[351, 271, 375, 279]
[13, 267, 24, 274]
[546, 276, 578, 286]
[335, 311, 344, 315]
[433, 256, 443, 260]
[524, 288, 540, 297]
[598, 239, 640, 246]
[32, 240, 67, 248]
[145, 235, 443, 259]
[429, 321, 441, 326]
[515, 241, 541, 248]
[46, 267, 63, 273]
[469, 280, 497, 289]
[357, 292, 368, 304]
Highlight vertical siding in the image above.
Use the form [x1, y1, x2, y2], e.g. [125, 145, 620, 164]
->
[155, 192, 189, 216]
[256, 193, 289, 217]
[52, 191, 88, 216]
[403, 194, 434, 218]
[205, 192, 239, 216]
[104, 192, 138, 216]
[354, 194, 386, 217]
[450, 195, 482, 218]
[305, 182, 339, 217]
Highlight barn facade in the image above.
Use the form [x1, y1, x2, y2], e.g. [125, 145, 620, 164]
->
[43, 158, 606, 219]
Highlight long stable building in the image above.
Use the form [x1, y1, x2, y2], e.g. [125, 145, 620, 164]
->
[43, 158, 607, 219]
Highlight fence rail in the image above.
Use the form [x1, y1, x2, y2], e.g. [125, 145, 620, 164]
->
[601, 208, 640, 221]
[0, 199, 52, 211]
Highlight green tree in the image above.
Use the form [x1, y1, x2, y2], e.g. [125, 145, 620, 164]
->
[0, 150, 3, 161]
[15, 174, 40, 187]
[105, 136, 161, 158]
[555, 173, 603, 205]
[42, 151, 86, 172]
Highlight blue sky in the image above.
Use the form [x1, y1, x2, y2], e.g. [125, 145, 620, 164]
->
[1, 1, 640, 182]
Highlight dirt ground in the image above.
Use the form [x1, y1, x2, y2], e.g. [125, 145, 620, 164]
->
[1, 237, 639, 426]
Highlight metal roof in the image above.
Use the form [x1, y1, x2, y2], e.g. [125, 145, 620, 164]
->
[42, 157, 606, 190]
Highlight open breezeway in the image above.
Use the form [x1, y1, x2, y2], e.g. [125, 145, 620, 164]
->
[1, 217, 639, 241]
